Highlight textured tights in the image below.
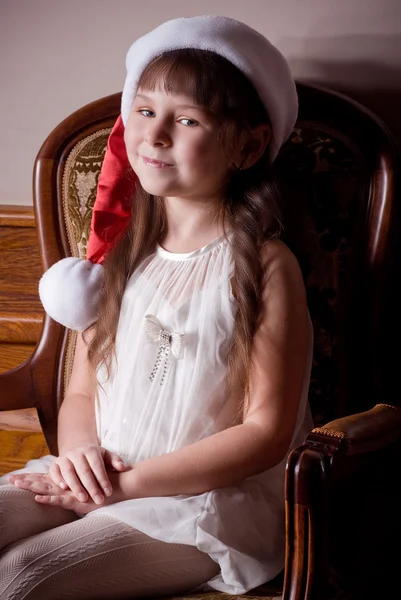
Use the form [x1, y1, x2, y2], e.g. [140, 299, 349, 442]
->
[0, 486, 219, 600]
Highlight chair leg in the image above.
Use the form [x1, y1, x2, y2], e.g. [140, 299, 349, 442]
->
[283, 444, 332, 600]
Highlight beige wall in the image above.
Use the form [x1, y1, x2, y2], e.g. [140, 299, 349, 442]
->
[1, 0, 400, 206]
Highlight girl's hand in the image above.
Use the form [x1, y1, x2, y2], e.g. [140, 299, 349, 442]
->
[48, 445, 126, 505]
[7, 473, 101, 515]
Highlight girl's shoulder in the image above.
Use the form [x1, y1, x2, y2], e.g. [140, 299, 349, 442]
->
[260, 238, 301, 275]
[259, 238, 306, 304]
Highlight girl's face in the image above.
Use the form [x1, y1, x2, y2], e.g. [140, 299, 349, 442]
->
[124, 86, 235, 203]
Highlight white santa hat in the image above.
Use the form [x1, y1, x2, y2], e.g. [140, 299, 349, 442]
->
[122, 15, 297, 164]
[39, 15, 298, 331]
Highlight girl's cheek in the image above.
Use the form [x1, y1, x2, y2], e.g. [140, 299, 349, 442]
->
[123, 128, 132, 150]
[125, 131, 140, 156]
[186, 137, 211, 157]
[125, 116, 141, 142]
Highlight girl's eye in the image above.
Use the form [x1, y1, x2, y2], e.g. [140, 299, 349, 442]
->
[179, 118, 198, 127]
[138, 109, 155, 117]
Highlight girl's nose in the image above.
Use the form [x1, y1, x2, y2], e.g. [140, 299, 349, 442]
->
[145, 121, 171, 147]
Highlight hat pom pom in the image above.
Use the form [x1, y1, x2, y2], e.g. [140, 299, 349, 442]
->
[39, 257, 104, 331]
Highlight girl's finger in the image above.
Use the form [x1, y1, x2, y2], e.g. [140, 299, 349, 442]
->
[63, 457, 104, 505]
[35, 494, 89, 516]
[8, 474, 34, 484]
[49, 463, 68, 490]
[34, 494, 67, 506]
[10, 474, 54, 494]
[58, 459, 90, 503]
[9, 476, 30, 488]
[103, 450, 126, 474]
[86, 451, 113, 498]
[109, 453, 126, 471]
[35, 494, 50, 503]
[14, 478, 52, 494]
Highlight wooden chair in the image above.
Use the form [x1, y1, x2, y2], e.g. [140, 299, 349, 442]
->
[1, 83, 401, 600]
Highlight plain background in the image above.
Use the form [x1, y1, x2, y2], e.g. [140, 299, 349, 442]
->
[1, 0, 400, 206]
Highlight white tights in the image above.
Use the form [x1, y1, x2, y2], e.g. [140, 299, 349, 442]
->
[0, 486, 220, 600]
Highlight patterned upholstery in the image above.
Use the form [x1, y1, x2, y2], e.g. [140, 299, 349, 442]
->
[61, 129, 111, 398]
[62, 129, 111, 260]
[61, 122, 361, 431]
[277, 124, 361, 425]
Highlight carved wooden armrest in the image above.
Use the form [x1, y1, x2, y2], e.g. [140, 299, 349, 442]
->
[306, 403, 401, 453]
[283, 403, 401, 600]
[0, 361, 35, 411]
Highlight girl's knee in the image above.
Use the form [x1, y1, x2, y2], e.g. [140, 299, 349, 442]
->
[0, 487, 37, 521]
[0, 539, 65, 600]
[0, 545, 40, 599]
[0, 488, 29, 532]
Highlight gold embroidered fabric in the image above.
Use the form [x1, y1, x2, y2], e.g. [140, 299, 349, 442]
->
[61, 128, 112, 394]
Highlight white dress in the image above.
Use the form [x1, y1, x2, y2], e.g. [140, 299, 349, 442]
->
[0, 233, 314, 595]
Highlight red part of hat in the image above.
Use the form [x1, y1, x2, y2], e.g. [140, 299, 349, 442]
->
[86, 115, 136, 264]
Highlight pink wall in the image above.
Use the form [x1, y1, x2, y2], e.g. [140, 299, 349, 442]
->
[1, 0, 400, 205]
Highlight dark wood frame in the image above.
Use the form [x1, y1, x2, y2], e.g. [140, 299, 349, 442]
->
[1, 83, 401, 599]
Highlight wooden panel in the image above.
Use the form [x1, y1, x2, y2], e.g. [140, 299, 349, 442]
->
[0, 204, 40, 409]
[0, 430, 49, 476]
[0, 205, 36, 227]
[0, 225, 43, 299]
[0, 207, 52, 473]
[0, 313, 42, 343]
[0, 408, 42, 432]
[0, 205, 43, 375]
[0, 342, 37, 374]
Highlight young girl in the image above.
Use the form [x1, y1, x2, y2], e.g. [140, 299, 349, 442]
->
[0, 15, 313, 600]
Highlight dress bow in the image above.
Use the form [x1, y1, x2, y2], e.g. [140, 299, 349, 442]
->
[144, 314, 184, 384]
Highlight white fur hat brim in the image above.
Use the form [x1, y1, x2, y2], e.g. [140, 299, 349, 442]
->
[39, 258, 104, 331]
[121, 15, 298, 163]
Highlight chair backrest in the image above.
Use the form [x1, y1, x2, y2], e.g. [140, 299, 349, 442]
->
[26, 85, 400, 454]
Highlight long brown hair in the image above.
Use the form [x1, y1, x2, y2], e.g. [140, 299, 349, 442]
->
[85, 49, 282, 414]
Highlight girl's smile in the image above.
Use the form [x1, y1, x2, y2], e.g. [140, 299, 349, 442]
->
[141, 156, 175, 168]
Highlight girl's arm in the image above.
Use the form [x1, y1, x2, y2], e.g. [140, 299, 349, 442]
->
[53, 331, 125, 502]
[57, 331, 99, 454]
[114, 240, 310, 500]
